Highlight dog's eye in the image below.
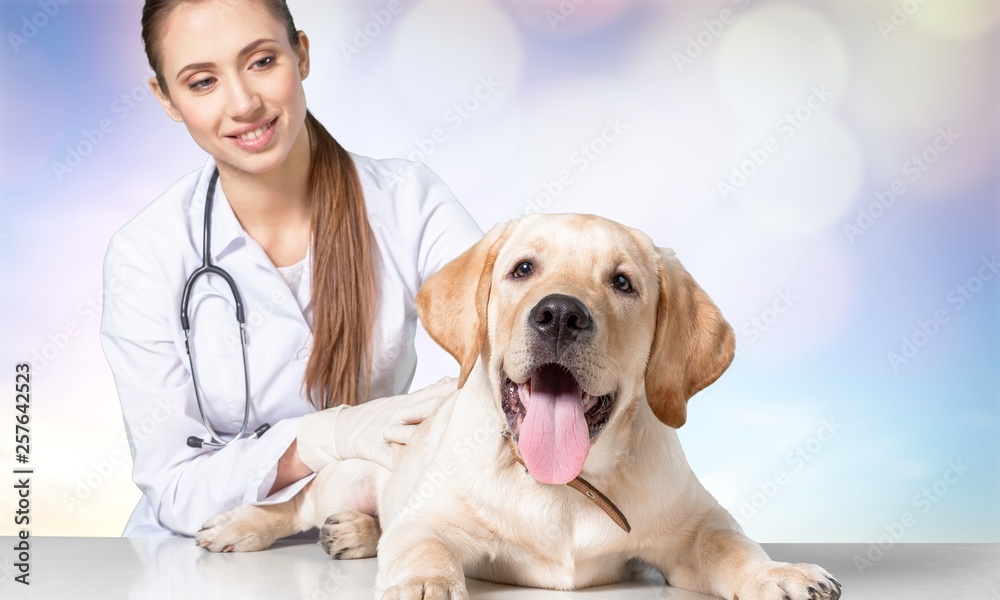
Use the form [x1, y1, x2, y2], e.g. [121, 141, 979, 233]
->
[613, 274, 634, 293]
[512, 261, 533, 278]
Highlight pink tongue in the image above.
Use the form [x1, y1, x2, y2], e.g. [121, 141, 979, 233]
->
[518, 366, 590, 484]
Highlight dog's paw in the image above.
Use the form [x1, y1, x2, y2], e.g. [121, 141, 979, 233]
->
[382, 576, 468, 600]
[195, 505, 276, 553]
[319, 510, 380, 559]
[735, 562, 841, 600]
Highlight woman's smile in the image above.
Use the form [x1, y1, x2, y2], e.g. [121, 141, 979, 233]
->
[227, 116, 279, 152]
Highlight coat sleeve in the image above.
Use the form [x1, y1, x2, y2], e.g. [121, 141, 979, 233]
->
[100, 235, 311, 537]
[407, 163, 484, 284]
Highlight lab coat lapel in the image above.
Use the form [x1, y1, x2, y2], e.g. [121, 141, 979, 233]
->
[210, 181, 249, 263]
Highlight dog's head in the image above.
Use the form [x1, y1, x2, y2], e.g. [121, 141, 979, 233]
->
[417, 214, 734, 484]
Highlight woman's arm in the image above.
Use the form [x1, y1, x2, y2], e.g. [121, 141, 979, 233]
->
[270, 440, 312, 495]
[101, 234, 311, 536]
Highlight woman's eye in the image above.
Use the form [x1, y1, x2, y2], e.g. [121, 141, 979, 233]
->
[613, 274, 634, 293]
[189, 77, 215, 90]
[512, 261, 533, 278]
[253, 56, 274, 69]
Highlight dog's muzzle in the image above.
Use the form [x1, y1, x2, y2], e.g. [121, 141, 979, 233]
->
[499, 293, 617, 486]
[500, 294, 618, 485]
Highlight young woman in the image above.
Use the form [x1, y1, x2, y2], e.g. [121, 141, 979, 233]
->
[100, 0, 482, 537]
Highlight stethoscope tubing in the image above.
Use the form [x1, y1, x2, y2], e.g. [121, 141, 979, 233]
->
[180, 169, 268, 449]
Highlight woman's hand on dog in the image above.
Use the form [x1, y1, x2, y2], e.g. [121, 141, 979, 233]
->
[297, 377, 458, 471]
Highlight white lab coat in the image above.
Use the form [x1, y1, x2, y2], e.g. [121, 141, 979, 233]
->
[100, 153, 482, 537]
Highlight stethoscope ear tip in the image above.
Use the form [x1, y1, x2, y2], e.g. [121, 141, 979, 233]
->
[187, 436, 204, 449]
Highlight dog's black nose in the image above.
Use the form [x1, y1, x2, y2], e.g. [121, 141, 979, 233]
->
[530, 294, 592, 345]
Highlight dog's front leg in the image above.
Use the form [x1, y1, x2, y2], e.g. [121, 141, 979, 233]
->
[644, 506, 842, 600]
[196, 459, 384, 554]
[377, 523, 473, 600]
[196, 480, 314, 552]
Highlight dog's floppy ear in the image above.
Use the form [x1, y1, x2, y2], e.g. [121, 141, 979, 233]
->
[417, 223, 511, 387]
[645, 249, 735, 428]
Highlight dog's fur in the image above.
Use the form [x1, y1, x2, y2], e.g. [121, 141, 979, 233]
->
[196, 214, 841, 600]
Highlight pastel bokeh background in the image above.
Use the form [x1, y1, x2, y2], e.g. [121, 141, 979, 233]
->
[0, 0, 997, 550]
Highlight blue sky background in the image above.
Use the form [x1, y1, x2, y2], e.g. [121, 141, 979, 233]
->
[0, 0, 997, 542]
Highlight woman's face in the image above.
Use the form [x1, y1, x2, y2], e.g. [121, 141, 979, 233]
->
[151, 0, 309, 177]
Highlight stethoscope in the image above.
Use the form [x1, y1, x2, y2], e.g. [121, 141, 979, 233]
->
[181, 169, 270, 449]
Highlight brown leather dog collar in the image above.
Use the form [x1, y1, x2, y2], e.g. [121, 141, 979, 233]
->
[505, 437, 631, 533]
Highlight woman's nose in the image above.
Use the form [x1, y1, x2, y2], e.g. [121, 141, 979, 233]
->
[226, 75, 262, 119]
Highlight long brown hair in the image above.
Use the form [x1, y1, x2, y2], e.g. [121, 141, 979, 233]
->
[142, 0, 379, 409]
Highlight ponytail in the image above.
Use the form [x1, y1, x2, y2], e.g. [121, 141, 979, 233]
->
[304, 111, 380, 409]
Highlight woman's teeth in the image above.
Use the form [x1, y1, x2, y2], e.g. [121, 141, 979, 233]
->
[237, 121, 272, 140]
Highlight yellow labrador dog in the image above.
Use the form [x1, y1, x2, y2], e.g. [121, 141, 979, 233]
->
[197, 214, 841, 600]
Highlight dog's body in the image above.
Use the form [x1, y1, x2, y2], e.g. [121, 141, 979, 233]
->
[197, 214, 840, 600]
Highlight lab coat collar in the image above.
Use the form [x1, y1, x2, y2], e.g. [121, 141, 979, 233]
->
[191, 157, 248, 263]
[212, 182, 251, 263]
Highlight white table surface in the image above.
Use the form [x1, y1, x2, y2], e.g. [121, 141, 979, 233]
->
[2, 537, 998, 599]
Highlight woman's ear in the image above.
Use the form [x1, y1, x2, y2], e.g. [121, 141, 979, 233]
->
[416, 223, 511, 387]
[296, 31, 310, 79]
[149, 77, 183, 122]
[644, 248, 735, 428]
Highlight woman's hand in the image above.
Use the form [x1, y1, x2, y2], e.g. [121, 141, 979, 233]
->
[296, 377, 457, 471]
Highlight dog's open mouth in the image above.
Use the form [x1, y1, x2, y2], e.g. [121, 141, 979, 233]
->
[501, 363, 615, 485]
